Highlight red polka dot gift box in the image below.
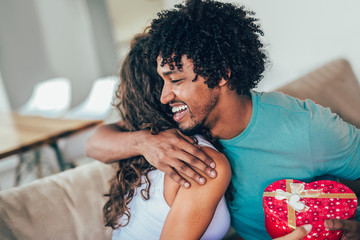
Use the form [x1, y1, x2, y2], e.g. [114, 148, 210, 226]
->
[263, 179, 357, 240]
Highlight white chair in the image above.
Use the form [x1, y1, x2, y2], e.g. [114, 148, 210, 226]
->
[60, 76, 118, 166]
[15, 78, 72, 185]
[19, 77, 71, 118]
[64, 76, 118, 120]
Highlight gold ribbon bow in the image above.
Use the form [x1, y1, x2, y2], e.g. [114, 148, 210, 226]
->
[274, 182, 323, 212]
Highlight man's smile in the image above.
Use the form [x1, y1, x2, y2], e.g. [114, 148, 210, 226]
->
[171, 104, 188, 122]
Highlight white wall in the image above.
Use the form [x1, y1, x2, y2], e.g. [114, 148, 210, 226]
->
[239, 0, 360, 91]
[0, 70, 10, 112]
[161, 0, 360, 91]
[106, 0, 163, 60]
[0, 0, 118, 110]
[107, 0, 163, 43]
[35, 0, 102, 93]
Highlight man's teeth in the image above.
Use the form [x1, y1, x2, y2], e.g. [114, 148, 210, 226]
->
[172, 105, 188, 113]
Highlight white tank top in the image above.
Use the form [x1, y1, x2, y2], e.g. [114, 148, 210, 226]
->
[112, 135, 230, 240]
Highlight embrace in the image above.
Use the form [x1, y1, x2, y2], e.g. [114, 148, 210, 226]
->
[86, 0, 360, 239]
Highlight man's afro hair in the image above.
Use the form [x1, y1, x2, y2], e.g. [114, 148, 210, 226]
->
[148, 0, 267, 96]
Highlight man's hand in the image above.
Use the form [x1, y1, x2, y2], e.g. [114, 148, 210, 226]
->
[138, 129, 217, 188]
[324, 219, 360, 240]
[274, 224, 312, 240]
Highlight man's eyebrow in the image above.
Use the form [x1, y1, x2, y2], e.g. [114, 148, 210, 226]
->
[162, 70, 181, 76]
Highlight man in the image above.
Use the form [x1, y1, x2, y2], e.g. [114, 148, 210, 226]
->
[86, 0, 360, 239]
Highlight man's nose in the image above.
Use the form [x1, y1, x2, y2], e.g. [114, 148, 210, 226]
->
[160, 83, 175, 104]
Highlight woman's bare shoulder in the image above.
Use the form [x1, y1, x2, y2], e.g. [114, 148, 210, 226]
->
[161, 146, 231, 239]
[163, 146, 231, 206]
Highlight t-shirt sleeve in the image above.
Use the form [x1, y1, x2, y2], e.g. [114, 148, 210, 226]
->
[307, 100, 360, 180]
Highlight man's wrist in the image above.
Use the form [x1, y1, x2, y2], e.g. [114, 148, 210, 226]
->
[134, 130, 150, 156]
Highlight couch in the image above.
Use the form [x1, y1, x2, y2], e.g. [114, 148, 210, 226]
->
[0, 58, 359, 240]
[0, 161, 113, 240]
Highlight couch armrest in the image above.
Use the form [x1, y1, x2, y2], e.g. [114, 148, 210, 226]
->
[0, 161, 114, 240]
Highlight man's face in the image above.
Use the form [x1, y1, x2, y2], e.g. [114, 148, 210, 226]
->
[157, 55, 220, 135]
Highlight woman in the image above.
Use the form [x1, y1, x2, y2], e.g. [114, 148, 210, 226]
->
[103, 33, 232, 240]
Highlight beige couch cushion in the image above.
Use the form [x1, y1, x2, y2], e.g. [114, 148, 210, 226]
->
[0, 161, 114, 240]
[276, 58, 360, 128]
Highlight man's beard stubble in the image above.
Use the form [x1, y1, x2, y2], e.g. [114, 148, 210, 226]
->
[178, 121, 204, 136]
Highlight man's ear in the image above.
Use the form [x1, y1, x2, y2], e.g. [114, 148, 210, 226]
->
[218, 69, 231, 87]
[218, 78, 228, 87]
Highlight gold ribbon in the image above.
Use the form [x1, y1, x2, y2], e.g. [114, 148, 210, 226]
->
[273, 182, 322, 212]
[263, 179, 357, 230]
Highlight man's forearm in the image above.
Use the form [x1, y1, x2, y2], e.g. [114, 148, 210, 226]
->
[85, 123, 147, 163]
[86, 123, 218, 186]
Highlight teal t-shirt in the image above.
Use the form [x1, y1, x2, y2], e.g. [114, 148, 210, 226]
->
[219, 91, 360, 240]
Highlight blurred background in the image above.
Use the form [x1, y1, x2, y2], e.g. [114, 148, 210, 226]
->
[0, 0, 359, 189]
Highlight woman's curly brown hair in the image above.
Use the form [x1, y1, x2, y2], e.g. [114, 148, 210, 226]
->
[103, 31, 225, 229]
[148, 0, 267, 96]
[103, 33, 176, 229]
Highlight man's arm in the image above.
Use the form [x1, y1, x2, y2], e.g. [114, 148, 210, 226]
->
[86, 122, 145, 163]
[85, 122, 217, 187]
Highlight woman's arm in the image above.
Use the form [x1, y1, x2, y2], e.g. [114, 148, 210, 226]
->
[160, 147, 231, 240]
[160, 146, 313, 240]
[85, 122, 218, 187]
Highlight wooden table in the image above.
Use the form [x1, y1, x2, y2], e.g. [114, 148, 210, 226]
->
[0, 113, 102, 173]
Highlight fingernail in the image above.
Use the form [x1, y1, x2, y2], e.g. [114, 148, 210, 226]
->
[184, 182, 190, 188]
[210, 162, 215, 168]
[209, 170, 216, 178]
[324, 219, 333, 228]
[199, 177, 205, 184]
[303, 224, 312, 233]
